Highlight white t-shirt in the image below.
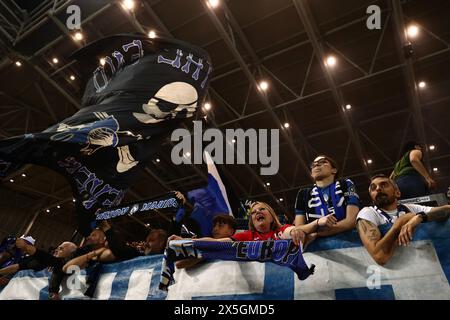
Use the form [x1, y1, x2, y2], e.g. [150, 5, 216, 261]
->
[357, 203, 432, 227]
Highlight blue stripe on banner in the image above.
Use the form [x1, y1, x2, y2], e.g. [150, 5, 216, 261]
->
[20, 269, 52, 300]
[431, 239, 450, 285]
[109, 269, 133, 300]
[148, 262, 166, 300]
[335, 285, 395, 300]
[39, 285, 49, 300]
[99, 254, 166, 300]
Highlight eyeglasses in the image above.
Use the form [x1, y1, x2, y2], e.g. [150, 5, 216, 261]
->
[251, 207, 267, 215]
[310, 159, 329, 169]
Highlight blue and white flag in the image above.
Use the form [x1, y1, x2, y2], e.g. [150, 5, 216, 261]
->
[160, 239, 314, 290]
[185, 152, 236, 237]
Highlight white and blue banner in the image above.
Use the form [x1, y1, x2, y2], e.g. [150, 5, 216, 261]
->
[0, 255, 166, 300]
[1, 219, 449, 300]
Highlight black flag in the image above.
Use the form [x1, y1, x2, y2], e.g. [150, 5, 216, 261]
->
[0, 34, 212, 235]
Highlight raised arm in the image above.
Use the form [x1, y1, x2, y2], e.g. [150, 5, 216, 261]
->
[409, 149, 436, 189]
[62, 247, 108, 273]
[389, 170, 395, 180]
[15, 239, 66, 269]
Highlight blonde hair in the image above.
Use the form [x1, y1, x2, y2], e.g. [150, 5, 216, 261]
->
[249, 201, 283, 232]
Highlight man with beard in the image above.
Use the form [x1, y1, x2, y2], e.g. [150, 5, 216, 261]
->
[357, 174, 450, 265]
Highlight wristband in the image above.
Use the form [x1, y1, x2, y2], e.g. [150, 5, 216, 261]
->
[415, 211, 428, 223]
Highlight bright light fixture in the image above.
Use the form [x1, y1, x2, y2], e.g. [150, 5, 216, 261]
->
[326, 56, 336, 67]
[148, 30, 156, 39]
[204, 102, 211, 110]
[122, 0, 135, 10]
[74, 32, 83, 41]
[407, 25, 419, 38]
[259, 81, 269, 91]
[208, 0, 220, 8]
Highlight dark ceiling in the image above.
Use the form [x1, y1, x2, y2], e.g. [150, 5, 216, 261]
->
[0, 0, 449, 249]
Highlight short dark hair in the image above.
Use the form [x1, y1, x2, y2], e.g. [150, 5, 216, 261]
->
[213, 214, 237, 231]
[369, 173, 399, 189]
[402, 141, 420, 154]
[370, 173, 389, 181]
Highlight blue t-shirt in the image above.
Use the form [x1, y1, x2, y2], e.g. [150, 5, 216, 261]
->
[294, 179, 360, 222]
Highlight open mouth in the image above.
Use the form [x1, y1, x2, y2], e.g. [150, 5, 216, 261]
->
[375, 193, 387, 199]
[256, 214, 265, 221]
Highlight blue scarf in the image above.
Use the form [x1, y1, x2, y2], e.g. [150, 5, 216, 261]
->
[159, 240, 314, 290]
[307, 181, 346, 221]
[372, 204, 410, 223]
